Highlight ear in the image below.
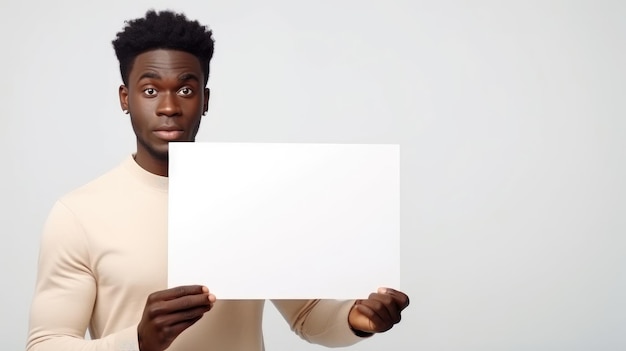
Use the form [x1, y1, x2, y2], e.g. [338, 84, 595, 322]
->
[119, 85, 129, 112]
[203, 88, 210, 115]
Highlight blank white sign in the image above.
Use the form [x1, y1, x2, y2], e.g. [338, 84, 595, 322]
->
[168, 142, 400, 299]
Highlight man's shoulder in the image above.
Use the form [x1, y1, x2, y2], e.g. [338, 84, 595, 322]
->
[58, 158, 131, 208]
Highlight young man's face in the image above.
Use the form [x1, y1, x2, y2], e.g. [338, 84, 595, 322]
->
[119, 49, 209, 173]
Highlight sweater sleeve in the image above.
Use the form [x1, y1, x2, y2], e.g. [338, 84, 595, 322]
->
[271, 299, 367, 347]
[26, 201, 140, 351]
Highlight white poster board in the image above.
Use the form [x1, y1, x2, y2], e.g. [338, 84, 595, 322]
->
[168, 142, 400, 299]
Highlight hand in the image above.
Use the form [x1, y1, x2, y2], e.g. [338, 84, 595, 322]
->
[137, 285, 216, 351]
[348, 287, 409, 335]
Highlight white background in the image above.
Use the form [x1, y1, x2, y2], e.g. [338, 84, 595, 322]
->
[1, 1, 624, 350]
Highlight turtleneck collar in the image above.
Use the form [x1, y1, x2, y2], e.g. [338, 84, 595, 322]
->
[122, 155, 168, 192]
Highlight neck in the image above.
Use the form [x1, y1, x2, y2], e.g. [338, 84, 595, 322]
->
[133, 152, 169, 177]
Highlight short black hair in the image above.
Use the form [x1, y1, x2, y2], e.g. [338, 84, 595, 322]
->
[112, 10, 215, 86]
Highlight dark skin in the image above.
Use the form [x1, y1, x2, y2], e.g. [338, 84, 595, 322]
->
[348, 287, 410, 335]
[137, 285, 215, 351]
[119, 49, 209, 176]
[119, 49, 409, 351]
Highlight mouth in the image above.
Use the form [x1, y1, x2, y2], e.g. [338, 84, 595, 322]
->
[153, 129, 184, 141]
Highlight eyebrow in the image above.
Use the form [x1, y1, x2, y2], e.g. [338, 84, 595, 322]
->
[178, 73, 200, 82]
[138, 72, 161, 81]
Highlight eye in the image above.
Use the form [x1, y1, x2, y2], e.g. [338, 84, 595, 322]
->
[178, 87, 193, 96]
[144, 88, 157, 96]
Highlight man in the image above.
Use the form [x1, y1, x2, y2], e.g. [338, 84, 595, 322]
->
[27, 10, 409, 351]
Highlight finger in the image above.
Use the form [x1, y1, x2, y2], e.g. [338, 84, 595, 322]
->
[378, 287, 410, 310]
[154, 314, 204, 345]
[148, 285, 209, 303]
[353, 304, 389, 333]
[152, 304, 212, 328]
[375, 292, 402, 323]
[208, 293, 217, 304]
[147, 292, 213, 318]
[170, 315, 203, 335]
[361, 294, 398, 324]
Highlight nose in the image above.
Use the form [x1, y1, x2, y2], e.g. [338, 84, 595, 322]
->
[156, 91, 182, 117]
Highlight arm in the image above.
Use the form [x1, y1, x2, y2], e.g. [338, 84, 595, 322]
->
[271, 299, 364, 348]
[26, 201, 138, 351]
[27, 202, 215, 351]
[272, 288, 410, 348]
